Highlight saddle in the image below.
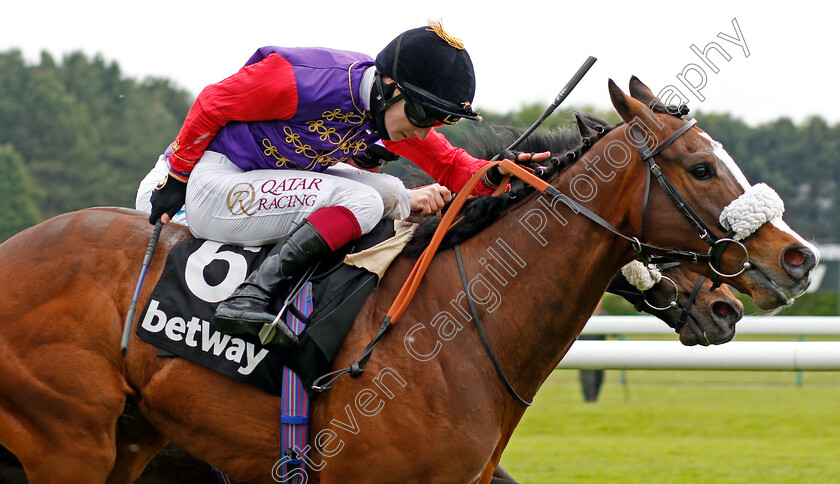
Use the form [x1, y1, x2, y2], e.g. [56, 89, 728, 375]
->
[138, 159, 537, 396]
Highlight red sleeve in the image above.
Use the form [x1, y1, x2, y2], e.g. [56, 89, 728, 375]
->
[167, 53, 299, 180]
[384, 129, 495, 196]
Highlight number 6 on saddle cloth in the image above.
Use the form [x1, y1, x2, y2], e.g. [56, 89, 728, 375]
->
[135, 220, 396, 395]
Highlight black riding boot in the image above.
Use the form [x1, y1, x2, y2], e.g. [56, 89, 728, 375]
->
[212, 220, 330, 347]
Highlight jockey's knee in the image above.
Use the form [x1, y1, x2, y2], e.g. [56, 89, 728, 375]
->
[342, 184, 385, 234]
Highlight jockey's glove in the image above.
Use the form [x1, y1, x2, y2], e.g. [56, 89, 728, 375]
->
[149, 174, 187, 224]
[484, 150, 552, 188]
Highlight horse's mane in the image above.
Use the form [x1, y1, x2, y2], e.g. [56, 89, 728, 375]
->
[402, 113, 617, 256]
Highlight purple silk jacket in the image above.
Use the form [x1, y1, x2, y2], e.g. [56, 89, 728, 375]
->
[205, 47, 380, 173]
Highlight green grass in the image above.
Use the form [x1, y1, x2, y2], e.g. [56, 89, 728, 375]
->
[500, 370, 840, 483]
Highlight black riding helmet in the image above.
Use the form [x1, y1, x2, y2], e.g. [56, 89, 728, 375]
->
[371, 22, 481, 139]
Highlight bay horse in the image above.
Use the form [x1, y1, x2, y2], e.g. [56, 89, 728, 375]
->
[0, 263, 742, 484]
[607, 261, 743, 346]
[0, 77, 816, 483]
[0, 120, 748, 484]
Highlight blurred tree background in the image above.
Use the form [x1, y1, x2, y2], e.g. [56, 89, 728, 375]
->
[0, 49, 190, 223]
[0, 49, 836, 314]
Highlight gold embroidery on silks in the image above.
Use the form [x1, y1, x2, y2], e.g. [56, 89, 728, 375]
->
[282, 126, 321, 169]
[262, 138, 295, 169]
[307, 120, 342, 144]
[266, 70, 369, 169]
[345, 61, 367, 115]
[340, 139, 367, 156]
[314, 155, 343, 166]
[264, 130, 344, 170]
[322, 108, 364, 124]
[302, 120, 361, 158]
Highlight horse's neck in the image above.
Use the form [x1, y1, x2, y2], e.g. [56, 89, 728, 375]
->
[456, 153, 642, 399]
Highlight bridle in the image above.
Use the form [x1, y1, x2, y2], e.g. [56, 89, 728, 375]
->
[611, 261, 709, 341]
[312, 115, 758, 405]
[631, 118, 751, 286]
[445, 117, 748, 406]
[655, 261, 715, 345]
[545, 117, 752, 288]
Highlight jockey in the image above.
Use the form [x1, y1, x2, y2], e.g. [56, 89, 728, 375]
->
[141, 22, 548, 349]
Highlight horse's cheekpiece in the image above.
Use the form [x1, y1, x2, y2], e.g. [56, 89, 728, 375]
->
[628, 118, 785, 281]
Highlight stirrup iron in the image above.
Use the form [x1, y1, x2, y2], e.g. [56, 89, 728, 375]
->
[259, 265, 317, 345]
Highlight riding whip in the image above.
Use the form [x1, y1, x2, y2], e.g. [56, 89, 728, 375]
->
[491, 55, 597, 160]
[121, 220, 163, 355]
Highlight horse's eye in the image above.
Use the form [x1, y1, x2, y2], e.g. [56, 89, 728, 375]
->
[690, 163, 714, 180]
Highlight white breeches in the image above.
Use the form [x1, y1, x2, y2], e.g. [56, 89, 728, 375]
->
[136, 152, 410, 246]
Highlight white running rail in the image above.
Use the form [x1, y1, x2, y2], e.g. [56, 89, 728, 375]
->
[558, 316, 840, 370]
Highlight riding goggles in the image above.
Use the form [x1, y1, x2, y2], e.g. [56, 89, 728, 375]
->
[401, 90, 461, 128]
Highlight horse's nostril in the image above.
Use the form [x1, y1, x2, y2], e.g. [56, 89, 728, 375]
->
[712, 301, 733, 319]
[782, 246, 816, 279]
[784, 248, 807, 267]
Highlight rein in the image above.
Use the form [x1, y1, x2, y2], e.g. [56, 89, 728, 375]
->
[312, 159, 535, 392]
[455, 245, 533, 406]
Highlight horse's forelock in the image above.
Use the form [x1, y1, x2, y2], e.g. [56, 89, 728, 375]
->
[650, 102, 690, 119]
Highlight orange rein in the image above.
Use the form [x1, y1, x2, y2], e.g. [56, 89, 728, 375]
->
[384, 160, 550, 325]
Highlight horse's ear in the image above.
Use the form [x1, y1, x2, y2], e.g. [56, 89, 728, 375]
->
[608, 79, 639, 124]
[609, 78, 667, 141]
[628, 76, 666, 111]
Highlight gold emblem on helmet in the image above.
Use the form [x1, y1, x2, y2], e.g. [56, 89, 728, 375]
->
[426, 20, 464, 50]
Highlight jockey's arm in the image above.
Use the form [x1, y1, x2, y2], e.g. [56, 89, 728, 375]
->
[166, 53, 299, 181]
[384, 129, 497, 196]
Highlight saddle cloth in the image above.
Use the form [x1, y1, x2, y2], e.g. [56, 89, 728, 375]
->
[135, 219, 414, 394]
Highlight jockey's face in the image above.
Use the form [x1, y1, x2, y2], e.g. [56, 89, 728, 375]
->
[383, 85, 435, 142]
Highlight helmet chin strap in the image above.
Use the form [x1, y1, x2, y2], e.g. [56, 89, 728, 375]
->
[370, 72, 401, 140]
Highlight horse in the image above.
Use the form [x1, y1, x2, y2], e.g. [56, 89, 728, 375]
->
[0, 121, 746, 484]
[607, 261, 742, 345]
[138, 261, 748, 484]
[0, 262, 742, 484]
[0, 77, 817, 483]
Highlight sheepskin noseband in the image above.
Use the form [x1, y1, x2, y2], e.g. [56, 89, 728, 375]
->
[621, 260, 663, 291]
[718, 183, 785, 241]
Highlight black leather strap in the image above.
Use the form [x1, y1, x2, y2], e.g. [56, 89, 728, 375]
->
[632, 119, 721, 248]
[676, 275, 707, 342]
[455, 245, 532, 407]
[544, 185, 712, 264]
